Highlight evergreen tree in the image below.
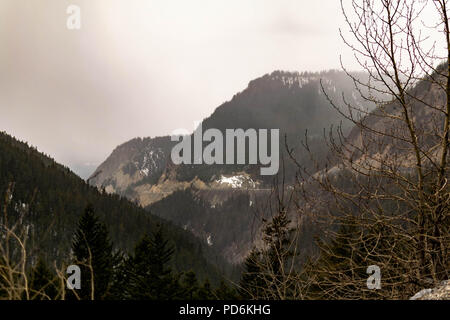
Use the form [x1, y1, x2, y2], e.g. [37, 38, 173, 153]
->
[181, 270, 199, 300]
[29, 258, 58, 300]
[303, 220, 363, 299]
[262, 210, 292, 276]
[306, 217, 415, 299]
[124, 226, 181, 300]
[197, 279, 213, 300]
[214, 280, 239, 300]
[108, 252, 128, 300]
[239, 249, 265, 299]
[71, 204, 115, 300]
[239, 210, 295, 299]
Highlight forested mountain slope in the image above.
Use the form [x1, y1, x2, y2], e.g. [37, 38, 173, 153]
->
[89, 70, 380, 200]
[88, 70, 386, 264]
[0, 131, 228, 282]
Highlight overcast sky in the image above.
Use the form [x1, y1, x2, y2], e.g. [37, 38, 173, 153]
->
[0, 0, 440, 178]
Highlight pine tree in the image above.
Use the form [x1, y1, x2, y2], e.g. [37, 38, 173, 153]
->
[239, 209, 295, 299]
[214, 280, 239, 300]
[303, 221, 363, 299]
[181, 270, 199, 300]
[125, 226, 181, 300]
[29, 258, 58, 300]
[239, 249, 265, 299]
[306, 217, 415, 299]
[197, 279, 213, 300]
[71, 204, 115, 300]
[262, 210, 292, 277]
[108, 253, 128, 300]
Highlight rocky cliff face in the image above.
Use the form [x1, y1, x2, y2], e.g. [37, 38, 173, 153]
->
[88, 136, 174, 200]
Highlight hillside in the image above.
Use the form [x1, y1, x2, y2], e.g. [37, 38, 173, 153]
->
[321, 63, 450, 177]
[0, 131, 229, 283]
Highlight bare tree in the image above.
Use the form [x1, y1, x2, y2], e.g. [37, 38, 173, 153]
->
[0, 183, 93, 300]
[0, 183, 32, 300]
[288, 0, 450, 299]
[238, 168, 314, 300]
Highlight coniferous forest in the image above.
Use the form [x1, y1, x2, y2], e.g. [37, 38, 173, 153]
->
[0, 131, 238, 299]
[0, 0, 449, 305]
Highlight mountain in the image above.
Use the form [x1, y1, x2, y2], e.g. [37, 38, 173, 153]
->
[90, 70, 378, 199]
[344, 65, 447, 168]
[88, 69, 385, 263]
[88, 136, 174, 199]
[0, 131, 230, 283]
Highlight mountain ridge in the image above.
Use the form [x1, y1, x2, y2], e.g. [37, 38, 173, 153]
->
[88, 69, 385, 263]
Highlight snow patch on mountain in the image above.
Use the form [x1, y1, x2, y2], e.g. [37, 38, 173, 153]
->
[270, 72, 337, 90]
[206, 234, 213, 246]
[215, 174, 256, 188]
[137, 148, 164, 177]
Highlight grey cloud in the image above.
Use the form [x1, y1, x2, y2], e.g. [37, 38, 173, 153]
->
[0, 0, 356, 178]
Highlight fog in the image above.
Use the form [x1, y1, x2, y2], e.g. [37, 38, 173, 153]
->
[0, 0, 437, 178]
